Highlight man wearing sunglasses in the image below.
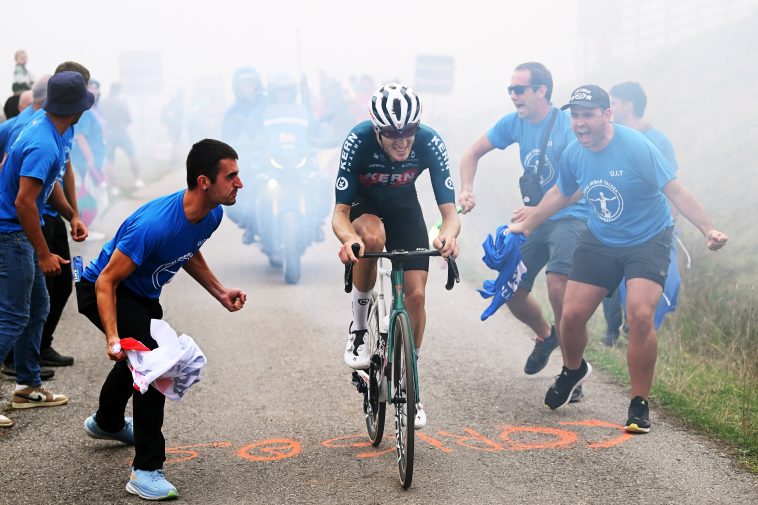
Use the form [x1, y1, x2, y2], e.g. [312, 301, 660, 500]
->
[459, 62, 587, 389]
[332, 83, 460, 429]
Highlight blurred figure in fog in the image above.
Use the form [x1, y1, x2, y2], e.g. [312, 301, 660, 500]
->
[71, 80, 108, 228]
[254, 72, 333, 244]
[12, 49, 33, 94]
[315, 71, 356, 144]
[221, 67, 264, 147]
[599, 81, 682, 347]
[0, 89, 33, 162]
[101, 82, 143, 193]
[221, 67, 265, 240]
[161, 88, 185, 166]
[349, 74, 374, 123]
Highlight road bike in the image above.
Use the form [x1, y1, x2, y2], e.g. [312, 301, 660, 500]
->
[344, 245, 459, 488]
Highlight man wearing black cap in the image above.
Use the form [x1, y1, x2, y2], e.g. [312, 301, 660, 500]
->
[509, 84, 728, 433]
[0, 71, 91, 421]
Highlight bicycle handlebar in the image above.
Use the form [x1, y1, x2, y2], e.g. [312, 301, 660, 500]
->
[344, 243, 460, 293]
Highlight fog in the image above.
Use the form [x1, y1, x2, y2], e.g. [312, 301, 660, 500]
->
[3, 0, 758, 277]
[1, 1, 577, 107]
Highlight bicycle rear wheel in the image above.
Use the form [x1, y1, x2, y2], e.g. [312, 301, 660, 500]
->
[391, 311, 415, 489]
[366, 293, 386, 446]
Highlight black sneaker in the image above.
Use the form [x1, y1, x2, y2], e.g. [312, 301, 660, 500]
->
[524, 326, 559, 375]
[544, 360, 592, 410]
[1, 363, 55, 380]
[569, 385, 584, 403]
[39, 347, 74, 367]
[625, 396, 651, 433]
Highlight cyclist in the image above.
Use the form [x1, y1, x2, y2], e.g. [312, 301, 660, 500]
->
[332, 83, 460, 429]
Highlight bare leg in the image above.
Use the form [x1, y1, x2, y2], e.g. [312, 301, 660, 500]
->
[403, 270, 429, 349]
[506, 287, 552, 340]
[545, 272, 569, 359]
[624, 278, 662, 399]
[559, 280, 607, 369]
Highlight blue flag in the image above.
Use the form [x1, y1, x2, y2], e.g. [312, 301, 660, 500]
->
[478, 225, 527, 321]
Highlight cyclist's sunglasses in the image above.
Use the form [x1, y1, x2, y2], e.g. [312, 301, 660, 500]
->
[376, 123, 419, 139]
[507, 84, 542, 95]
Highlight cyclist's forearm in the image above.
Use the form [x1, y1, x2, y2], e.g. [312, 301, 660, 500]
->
[437, 203, 461, 238]
[331, 204, 359, 244]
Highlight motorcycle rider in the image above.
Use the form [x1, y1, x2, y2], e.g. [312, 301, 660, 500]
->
[255, 73, 332, 250]
[221, 67, 265, 243]
[332, 83, 460, 429]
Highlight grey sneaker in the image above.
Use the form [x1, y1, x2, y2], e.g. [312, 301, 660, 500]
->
[524, 326, 559, 375]
[84, 414, 135, 445]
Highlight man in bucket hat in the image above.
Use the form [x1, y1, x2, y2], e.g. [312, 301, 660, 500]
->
[0, 71, 91, 426]
[509, 84, 727, 434]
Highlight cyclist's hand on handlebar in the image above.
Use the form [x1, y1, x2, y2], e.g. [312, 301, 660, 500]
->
[338, 239, 363, 264]
[458, 190, 476, 214]
[434, 235, 459, 258]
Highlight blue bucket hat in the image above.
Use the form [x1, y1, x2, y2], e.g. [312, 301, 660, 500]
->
[43, 71, 95, 115]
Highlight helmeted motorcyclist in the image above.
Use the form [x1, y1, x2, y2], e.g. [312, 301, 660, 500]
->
[222, 67, 265, 242]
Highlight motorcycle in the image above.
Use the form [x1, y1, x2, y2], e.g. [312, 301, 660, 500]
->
[249, 101, 331, 284]
[253, 152, 326, 284]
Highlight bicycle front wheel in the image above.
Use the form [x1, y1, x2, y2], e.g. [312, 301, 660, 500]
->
[391, 311, 415, 489]
[366, 293, 386, 446]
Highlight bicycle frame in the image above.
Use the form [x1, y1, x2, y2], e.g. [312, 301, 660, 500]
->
[345, 247, 460, 407]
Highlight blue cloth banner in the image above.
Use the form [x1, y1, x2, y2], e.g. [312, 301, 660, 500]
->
[478, 225, 527, 321]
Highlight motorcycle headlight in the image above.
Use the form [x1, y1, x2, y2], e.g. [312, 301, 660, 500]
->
[267, 178, 279, 191]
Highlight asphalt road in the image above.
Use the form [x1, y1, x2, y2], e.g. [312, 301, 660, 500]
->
[1, 170, 756, 505]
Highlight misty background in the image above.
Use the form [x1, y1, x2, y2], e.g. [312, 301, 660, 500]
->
[2, 0, 757, 279]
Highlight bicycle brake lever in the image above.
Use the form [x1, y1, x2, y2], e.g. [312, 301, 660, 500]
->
[343, 243, 361, 293]
[445, 256, 460, 291]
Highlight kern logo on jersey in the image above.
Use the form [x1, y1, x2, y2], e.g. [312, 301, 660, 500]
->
[336, 177, 349, 191]
[359, 169, 419, 188]
[445, 177, 454, 190]
[584, 179, 623, 222]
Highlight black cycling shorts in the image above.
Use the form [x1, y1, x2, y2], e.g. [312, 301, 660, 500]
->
[349, 194, 430, 272]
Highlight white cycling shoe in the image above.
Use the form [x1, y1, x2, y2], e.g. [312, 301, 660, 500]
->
[414, 403, 427, 430]
[344, 324, 371, 370]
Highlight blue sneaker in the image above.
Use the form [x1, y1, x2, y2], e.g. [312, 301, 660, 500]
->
[126, 468, 178, 501]
[84, 415, 134, 445]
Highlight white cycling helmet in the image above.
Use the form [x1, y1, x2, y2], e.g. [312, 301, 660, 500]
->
[369, 83, 421, 137]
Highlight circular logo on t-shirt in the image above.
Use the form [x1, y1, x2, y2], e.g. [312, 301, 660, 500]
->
[444, 177, 454, 190]
[335, 177, 349, 191]
[523, 148, 555, 187]
[584, 180, 623, 222]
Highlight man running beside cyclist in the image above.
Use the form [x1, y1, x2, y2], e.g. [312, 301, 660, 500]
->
[332, 83, 460, 429]
[458, 62, 588, 394]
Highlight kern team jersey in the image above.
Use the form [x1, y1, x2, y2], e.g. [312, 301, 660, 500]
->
[334, 121, 455, 206]
[82, 190, 223, 299]
[557, 124, 675, 247]
[487, 107, 586, 221]
[0, 114, 67, 232]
